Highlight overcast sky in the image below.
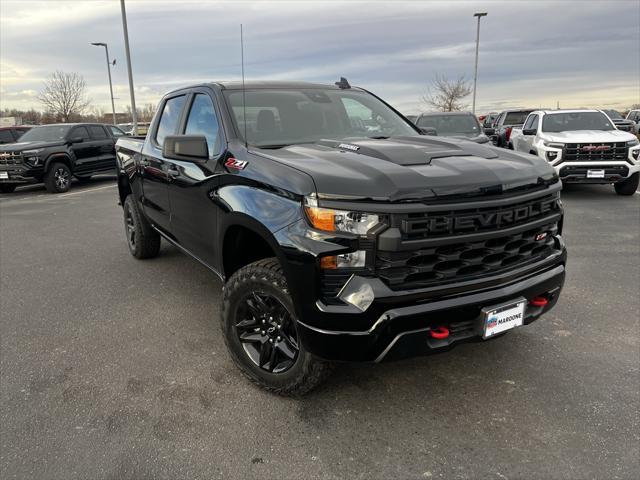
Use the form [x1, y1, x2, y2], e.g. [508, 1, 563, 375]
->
[1, 0, 639, 115]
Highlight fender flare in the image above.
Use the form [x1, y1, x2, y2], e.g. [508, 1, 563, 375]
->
[217, 212, 292, 281]
[44, 153, 73, 173]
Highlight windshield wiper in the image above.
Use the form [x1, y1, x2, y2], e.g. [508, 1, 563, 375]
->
[367, 135, 390, 139]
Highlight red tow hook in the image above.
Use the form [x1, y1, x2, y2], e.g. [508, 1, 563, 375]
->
[530, 296, 549, 307]
[430, 326, 450, 340]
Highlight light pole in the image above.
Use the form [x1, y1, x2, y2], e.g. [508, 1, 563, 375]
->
[120, 0, 137, 135]
[472, 12, 488, 115]
[90, 42, 117, 125]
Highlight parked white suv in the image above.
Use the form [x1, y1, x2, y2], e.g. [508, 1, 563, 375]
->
[511, 109, 640, 195]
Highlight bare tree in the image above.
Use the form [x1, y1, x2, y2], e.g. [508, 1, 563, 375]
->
[38, 71, 91, 122]
[422, 74, 473, 112]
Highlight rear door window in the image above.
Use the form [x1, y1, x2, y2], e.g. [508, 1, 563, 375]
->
[88, 125, 108, 139]
[155, 95, 186, 147]
[72, 126, 91, 140]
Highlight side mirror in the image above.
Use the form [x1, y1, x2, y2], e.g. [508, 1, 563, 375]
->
[420, 127, 437, 136]
[483, 127, 495, 136]
[69, 136, 84, 144]
[162, 135, 208, 162]
[522, 128, 537, 136]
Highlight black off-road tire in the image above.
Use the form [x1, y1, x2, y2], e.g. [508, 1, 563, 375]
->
[614, 172, 639, 196]
[44, 162, 71, 193]
[221, 258, 332, 396]
[123, 195, 161, 259]
[0, 184, 17, 193]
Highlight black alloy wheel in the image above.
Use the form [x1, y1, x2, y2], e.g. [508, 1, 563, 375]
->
[54, 166, 70, 190]
[234, 291, 299, 373]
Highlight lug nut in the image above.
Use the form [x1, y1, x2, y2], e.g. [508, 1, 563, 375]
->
[261, 330, 266, 335]
[269, 339, 274, 343]
[262, 319, 266, 324]
[276, 336, 281, 341]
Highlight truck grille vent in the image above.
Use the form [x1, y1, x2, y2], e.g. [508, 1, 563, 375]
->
[376, 222, 559, 291]
[399, 193, 559, 240]
[0, 152, 23, 165]
[563, 143, 627, 162]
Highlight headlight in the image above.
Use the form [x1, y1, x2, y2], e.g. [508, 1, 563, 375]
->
[543, 141, 564, 149]
[303, 197, 379, 235]
[627, 139, 639, 147]
[22, 148, 45, 155]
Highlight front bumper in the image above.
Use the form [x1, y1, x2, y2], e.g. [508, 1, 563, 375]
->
[554, 162, 638, 183]
[0, 164, 43, 184]
[294, 248, 566, 363]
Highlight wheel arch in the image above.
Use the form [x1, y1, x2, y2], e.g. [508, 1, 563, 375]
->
[219, 213, 289, 281]
[44, 153, 72, 173]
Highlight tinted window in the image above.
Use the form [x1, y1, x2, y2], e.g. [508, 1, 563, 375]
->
[224, 89, 417, 148]
[15, 128, 29, 139]
[72, 126, 91, 140]
[184, 94, 220, 156]
[0, 130, 14, 144]
[416, 114, 480, 135]
[603, 110, 623, 120]
[503, 111, 533, 126]
[155, 95, 186, 146]
[109, 126, 126, 137]
[19, 125, 72, 142]
[88, 125, 107, 139]
[542, 112, 615, 133]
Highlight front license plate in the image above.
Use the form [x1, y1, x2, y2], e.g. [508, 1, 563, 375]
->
[587, 169, 605, 178]
[482, 298, 526, 339]
[0, 172, 8, 179]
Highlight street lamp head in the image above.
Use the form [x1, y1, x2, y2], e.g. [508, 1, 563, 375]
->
[91, 42, 107, 47]
[474, 12, 488, 17]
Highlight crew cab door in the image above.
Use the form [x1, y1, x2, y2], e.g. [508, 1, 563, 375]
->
[67, 126, 95, 175]
[140, 94, 188, 231]
[87, 125, 116, 172]
[165, 89, 223, 267]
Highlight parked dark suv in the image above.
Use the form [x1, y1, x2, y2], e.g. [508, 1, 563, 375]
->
[415, 112, 490, 143]
[0, 123, 126, 193]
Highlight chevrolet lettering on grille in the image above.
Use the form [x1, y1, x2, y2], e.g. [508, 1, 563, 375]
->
[403, 197, 560, 235]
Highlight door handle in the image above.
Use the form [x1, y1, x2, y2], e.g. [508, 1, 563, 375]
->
[167, 167, 180, 177]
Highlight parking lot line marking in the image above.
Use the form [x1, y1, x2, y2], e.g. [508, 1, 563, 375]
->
[56, 184, 116, 197]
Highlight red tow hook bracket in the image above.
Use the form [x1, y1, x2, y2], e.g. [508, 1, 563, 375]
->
[530, 296, 549, 307]
[430, 326, 450, 340]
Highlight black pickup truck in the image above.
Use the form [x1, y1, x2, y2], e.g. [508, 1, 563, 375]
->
[0, 123, 126, 193]
[115, 80, 567, 395]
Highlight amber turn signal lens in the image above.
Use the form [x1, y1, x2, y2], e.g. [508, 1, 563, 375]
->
[304, 206, 335, 231]
[320, 256, 337, 269]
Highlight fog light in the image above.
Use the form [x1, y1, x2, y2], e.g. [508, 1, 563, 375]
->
[546, 151, 558, 161]
[632, 149, 639, 160]
[340, 282, 375, 312]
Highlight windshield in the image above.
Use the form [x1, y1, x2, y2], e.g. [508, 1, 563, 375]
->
[19, 125, 72, 142]
[416, 114, 480, 136]
[503, 111, 532, 126]
[542, 112, 615, 133]
[223, 88, 418, 148]
[603, 110, 623, 120]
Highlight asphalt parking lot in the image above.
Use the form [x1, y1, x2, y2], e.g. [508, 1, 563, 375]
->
[0, 177, 638, 480]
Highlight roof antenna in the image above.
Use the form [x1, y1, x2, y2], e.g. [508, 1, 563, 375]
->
[241, 24, 248, 149]
[335, 77, 351, 89]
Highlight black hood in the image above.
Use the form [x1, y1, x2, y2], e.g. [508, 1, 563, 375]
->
[255, 136, 557, 202]
[0, 140, 66, 152]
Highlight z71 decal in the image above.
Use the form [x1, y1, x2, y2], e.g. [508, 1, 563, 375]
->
[225, 158, 248, 170]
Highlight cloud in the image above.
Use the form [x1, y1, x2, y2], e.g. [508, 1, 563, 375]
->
[1, 0, 638, 114]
